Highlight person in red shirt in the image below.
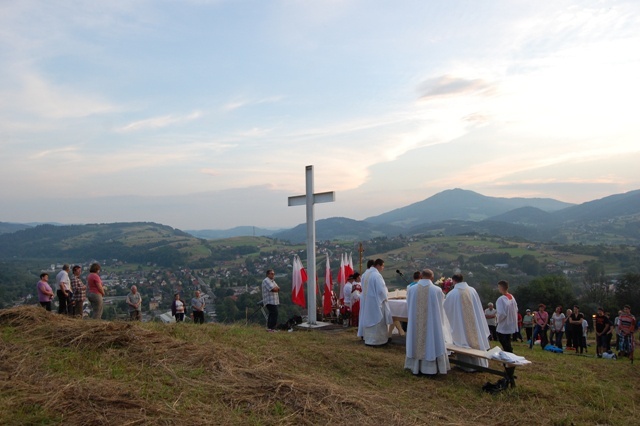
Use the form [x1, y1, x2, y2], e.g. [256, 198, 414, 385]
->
[529, 304, 549, 349]
[617, 305, 636, 362]
[37, 273, 54, 311]
[87, 263, 105, 320]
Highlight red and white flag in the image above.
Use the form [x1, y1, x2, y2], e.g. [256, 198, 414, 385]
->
[291, 256, 306, 308]
[337, 253, 346, 302]
[300, 259, 308, 283]
[345, 252, 354, 279]
[322, 256, 333, 316]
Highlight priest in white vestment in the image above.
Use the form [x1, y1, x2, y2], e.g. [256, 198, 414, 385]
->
[405, 269, 452, 375]
[360, 259, 393, 346]
[357, 260, 376, 338]
[443, 273, 491, 370]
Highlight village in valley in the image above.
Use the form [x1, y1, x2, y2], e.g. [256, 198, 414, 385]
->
[8, 231, 636, 325]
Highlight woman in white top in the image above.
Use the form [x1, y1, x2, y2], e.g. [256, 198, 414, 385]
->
[171, 293, 186, 322]
[551, 306, 566, 348]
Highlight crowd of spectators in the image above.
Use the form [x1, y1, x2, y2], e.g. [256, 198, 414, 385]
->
[37, 263, 207, 325]
[509, 302, 636, 360]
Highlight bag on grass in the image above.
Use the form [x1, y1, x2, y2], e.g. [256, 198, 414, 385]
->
[482, 378, 508, 394]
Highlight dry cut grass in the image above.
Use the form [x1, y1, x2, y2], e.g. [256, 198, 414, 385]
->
[0, 306, 638, 425]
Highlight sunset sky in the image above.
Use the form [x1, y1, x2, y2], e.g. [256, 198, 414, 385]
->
[2, 0, 639, 230]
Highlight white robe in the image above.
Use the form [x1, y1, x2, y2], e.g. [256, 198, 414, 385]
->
[496, 293, 519, 334]
[343, 282, 353, 307]
[357, 267, 375, 338]
[361, 268, 392, 345]
[443, 282, 490, 369]
[405, 279, 452, 375]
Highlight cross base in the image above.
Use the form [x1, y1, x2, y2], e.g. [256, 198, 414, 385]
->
[296, 321, 332, 329]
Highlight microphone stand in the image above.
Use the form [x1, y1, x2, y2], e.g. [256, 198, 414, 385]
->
[396, 269, 410, 285]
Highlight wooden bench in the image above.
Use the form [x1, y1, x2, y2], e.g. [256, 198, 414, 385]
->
[446, 344, 530, 388]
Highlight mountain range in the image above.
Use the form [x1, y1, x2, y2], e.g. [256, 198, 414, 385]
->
[270, 188, 640, 244]
[186, 226, 281, 240]
[1, 188, 639, 249]
[364, 188, 573, 227]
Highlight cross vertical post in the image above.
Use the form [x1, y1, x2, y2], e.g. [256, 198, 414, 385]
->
[288, 165, 335, 325]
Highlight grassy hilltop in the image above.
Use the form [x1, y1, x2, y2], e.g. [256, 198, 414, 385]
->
[0, 307, 638, 425]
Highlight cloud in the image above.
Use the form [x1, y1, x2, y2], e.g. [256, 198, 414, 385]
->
[234, 128, 274, 138]
[493, 177, 626, 188]
[2, 0, 639, 229]
[200, 168, 221, 176]
[478, 179, 633, 204]
[417, 75, 495, 100]
[0, 71, 118, 119]
[116, 111, 203, 132]
[222, 96, 284, 112]
[29, 145, 81, 160]
[462, 113, 491, 125]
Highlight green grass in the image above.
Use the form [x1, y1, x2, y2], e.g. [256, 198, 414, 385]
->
[179, 242, 211, 257]
[1, 307, 638, 425]
[391, 235, 608, 270]
[1, 326, 17, 342]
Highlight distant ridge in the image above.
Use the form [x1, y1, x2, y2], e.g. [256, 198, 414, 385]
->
[487, 206, 553, 227]
[551, 189, 640, 223]
[364, 188, 573, 227]
[274, 188, 639, 244]
[0, 222, 32, 235]
[186, 226, 279, 240]
[0, 222, 197, 266]
[271, 217, 403, 244]
[2, 188, 638, 246]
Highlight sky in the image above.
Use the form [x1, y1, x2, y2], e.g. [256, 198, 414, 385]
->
[1, 0, 639, 230]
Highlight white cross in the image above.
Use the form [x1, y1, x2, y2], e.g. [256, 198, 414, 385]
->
[288, 165, 335, 325]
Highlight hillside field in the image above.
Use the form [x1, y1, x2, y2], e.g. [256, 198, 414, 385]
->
[0, 306, 638, 425]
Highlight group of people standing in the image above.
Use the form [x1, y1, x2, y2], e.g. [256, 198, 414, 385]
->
[170, 291, 207, 324]
[521, 303, 636, 359]
[36, 263, 105, 319]
[36, 263, 209, 324]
